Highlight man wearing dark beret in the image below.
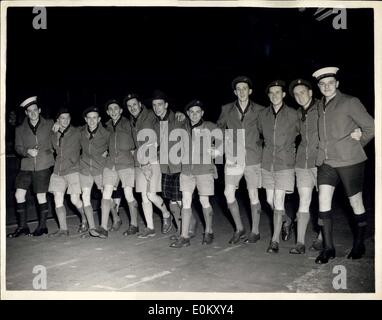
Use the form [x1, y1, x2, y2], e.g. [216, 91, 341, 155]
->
[8, 96, 55, 238]
[312, 67, 374, 263]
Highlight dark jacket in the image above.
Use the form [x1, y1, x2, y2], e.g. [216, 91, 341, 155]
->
[217, 100, 265, 166]
[79, 124, 110, 176]
[258, 103, 300, 171]
[15, 117, 55, 171]
[105, 116, 135, 170]
[129, 106, 159, 166]
[51, 126, 81, 176]
[316, 90, 374, 167]
[181, 120, 221, 176]
[295, 99, 319, 169]
[157, 109, 184, 174]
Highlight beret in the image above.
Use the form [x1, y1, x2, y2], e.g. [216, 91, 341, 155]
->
[231, 76, 253, 90]
[288, 78, 312, 96]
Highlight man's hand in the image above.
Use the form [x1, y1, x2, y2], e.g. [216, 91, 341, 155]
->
[351, 128, 362, 141]
[52, 121, 60, 133]
[175, 112, 186, 122]
[27, 148, 39, 157]
[102, 151, 108, 158]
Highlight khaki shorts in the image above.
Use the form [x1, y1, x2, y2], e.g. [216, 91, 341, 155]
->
[103, 167, 135, 188]
[48, 172, 81, 194]
[261, 168, 295, 193]
[80, 173, 103, 190]
[225, 163, 261, 190]
[135, 163, 162, 193]
[296, 167, 317, 189]
[180, 173, 214, 196]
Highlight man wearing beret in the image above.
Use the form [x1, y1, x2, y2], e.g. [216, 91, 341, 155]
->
[48, 108, 85, 237]
[8, 96, 55, 237]
[217, 76, 265, 244]
[170, 99, 221, 248]
[78, 107, 110, 238]
[100, 99, 137, 239]
[125, 93, 171, 238]
[312, 67, 374, 263]
[258, 80, 300, 253]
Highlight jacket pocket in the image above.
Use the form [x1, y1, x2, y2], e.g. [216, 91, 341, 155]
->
[334, 138, 364, 161]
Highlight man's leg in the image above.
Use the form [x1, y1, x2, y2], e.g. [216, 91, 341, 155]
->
[33, 193, 49, 236]
[8, 188, 30, 237]
[170, 191, 192, 248]
[48, 191, 70, 237]
[99, 184, 114, 237]
[348, 191, 367, 259]
[224, 184, 245, 244]
[246, 188, 261, 242]
[122, 186, 139, 235]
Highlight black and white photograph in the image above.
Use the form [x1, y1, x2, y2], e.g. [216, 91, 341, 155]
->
[1, 0, 381, 299]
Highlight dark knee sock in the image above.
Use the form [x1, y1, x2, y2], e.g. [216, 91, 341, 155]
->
[202, 206, 214, 233]
[250, 203, 261, 234]
[296, 211, 310, 244]
[38, 202, 49, 229]
[84, 205, 96, 229]
[353, 212, 367, 246]
[227, 200, 243, 231]
[319, 210, 334, 250]
[16, 202, 28, 228]
[127, 200, 139, 227]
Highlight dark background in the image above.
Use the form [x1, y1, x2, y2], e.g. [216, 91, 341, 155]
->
[5, 6, 375, 223]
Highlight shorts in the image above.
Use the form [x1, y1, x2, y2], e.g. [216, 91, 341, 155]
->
[15, 167, 52, 193]
[261, 168, 295, 193]
[296, 167, 317, 189]
[135, 163, 162, 193]
[103, 167, 135, 188]
[180, 173, 214, 196]
[317, 162, 365, 197]
[80, 173, 103, 190]
[48, 172, 81, 194]
[225, 163, 261, 190]
[161, 173, 182, 201]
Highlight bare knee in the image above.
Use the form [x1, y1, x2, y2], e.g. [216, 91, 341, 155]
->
[248, 189, 259, 205]
[182, 193, 192, 209]
[199, 196, 211, 208]
[70, 194, 81, 207]
[224, 186, 236, 204]
[54, 192, 64, 208]
[349, 192, 365, 214]
[15, 189, 27, 203]
[82, 189, 91, 207]
[123, 187, 135, 202]
[36, 193, 47, 204]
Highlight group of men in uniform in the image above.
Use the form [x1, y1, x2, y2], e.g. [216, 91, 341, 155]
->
[7, 66, 374, 264]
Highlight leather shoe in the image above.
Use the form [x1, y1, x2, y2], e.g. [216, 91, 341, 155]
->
[48, 229, 69, 238]
[96, 227, 108, 239]
[162, 216, 173, 234]
[309, 239, 323, 251]
[228, 229, 246, 244]
[7, 226, 31, 238]
[315, 248, 336, 264]
[244, 232, 260, 244]
[110, 218, 122, 232]
[170, 236, 190, 248]
[289, 243, 306, 254]
[202, 232, 214, 245]
[347, 243, 366, 260]
[281, 220, 293, 241]
[77, 222, 89, 233]
[123, 225, 139, 236]
[267, 241, 279, 253]
[33, 227, 48, 237]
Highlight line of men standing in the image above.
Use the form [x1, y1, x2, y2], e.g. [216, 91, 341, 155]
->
[8, 66, 374, 264]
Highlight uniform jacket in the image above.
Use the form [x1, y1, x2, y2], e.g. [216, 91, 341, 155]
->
[258, 103, 300, 171]
[51, 125, 81, 175]
[316, 90, 374, 167]
[295, 99, 319, 169]
[79, 124, 110, 176]
[105, 116, 135, 170]
[181, 120, 221, 176]
[15, 116, 55, 171]
[217, 100, 264, 166]
[157, 109, 184, 174]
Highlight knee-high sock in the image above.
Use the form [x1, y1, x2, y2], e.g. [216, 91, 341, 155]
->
[38, 202, 49, 229]
[84, 205, 96, 229]
[169, 202, 182, 231]
[227, 200, 243, 231]
[110, 201, 120, 222]
[16, 202, 28, 228]
[77, 204, 86, 223]
[250, 203, 261, 234]
[202, 206, 213, 234]
[181, 208, 192, 238]
[319, 210, 334, 250]
[272, 209, 284, 243]
[55, 206, 68, 230]
[101, 199, 111, 229]
[353, 212, 367, 247]
[296, 211, 310, 244]
[127, 200, 139, 227]
[142, 202, 154, 229]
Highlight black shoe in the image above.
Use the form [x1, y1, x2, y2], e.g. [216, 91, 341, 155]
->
[110, 218, 122, 232]
[170, 236, 191, 248]
[48, 229, 69, 238]
[267, 241, 279, 253]
[162, 216, 173, 234]
[282, 220, 293, 241]
[309, 239, 323, 251]
[123, 225, 139, 236]
[7, 227, 31, 238]
[315, 248, 336, 264]
[202, 232, 214, 245]
[244, 232, 260, 244]
[33, 227, 48, 237]
[96, 227, 108, 239]
[228, 229, 246, 244]
[347, 243, 366, 260]
[289, 243, 306, 254]
[78, 222, 89, 233]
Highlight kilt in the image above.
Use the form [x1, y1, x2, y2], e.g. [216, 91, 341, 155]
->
[161, 172, 182, 201]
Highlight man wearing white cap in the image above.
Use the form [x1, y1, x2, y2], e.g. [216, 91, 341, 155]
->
[8, 96, 55, 238]
[312, 67, 374, 263]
